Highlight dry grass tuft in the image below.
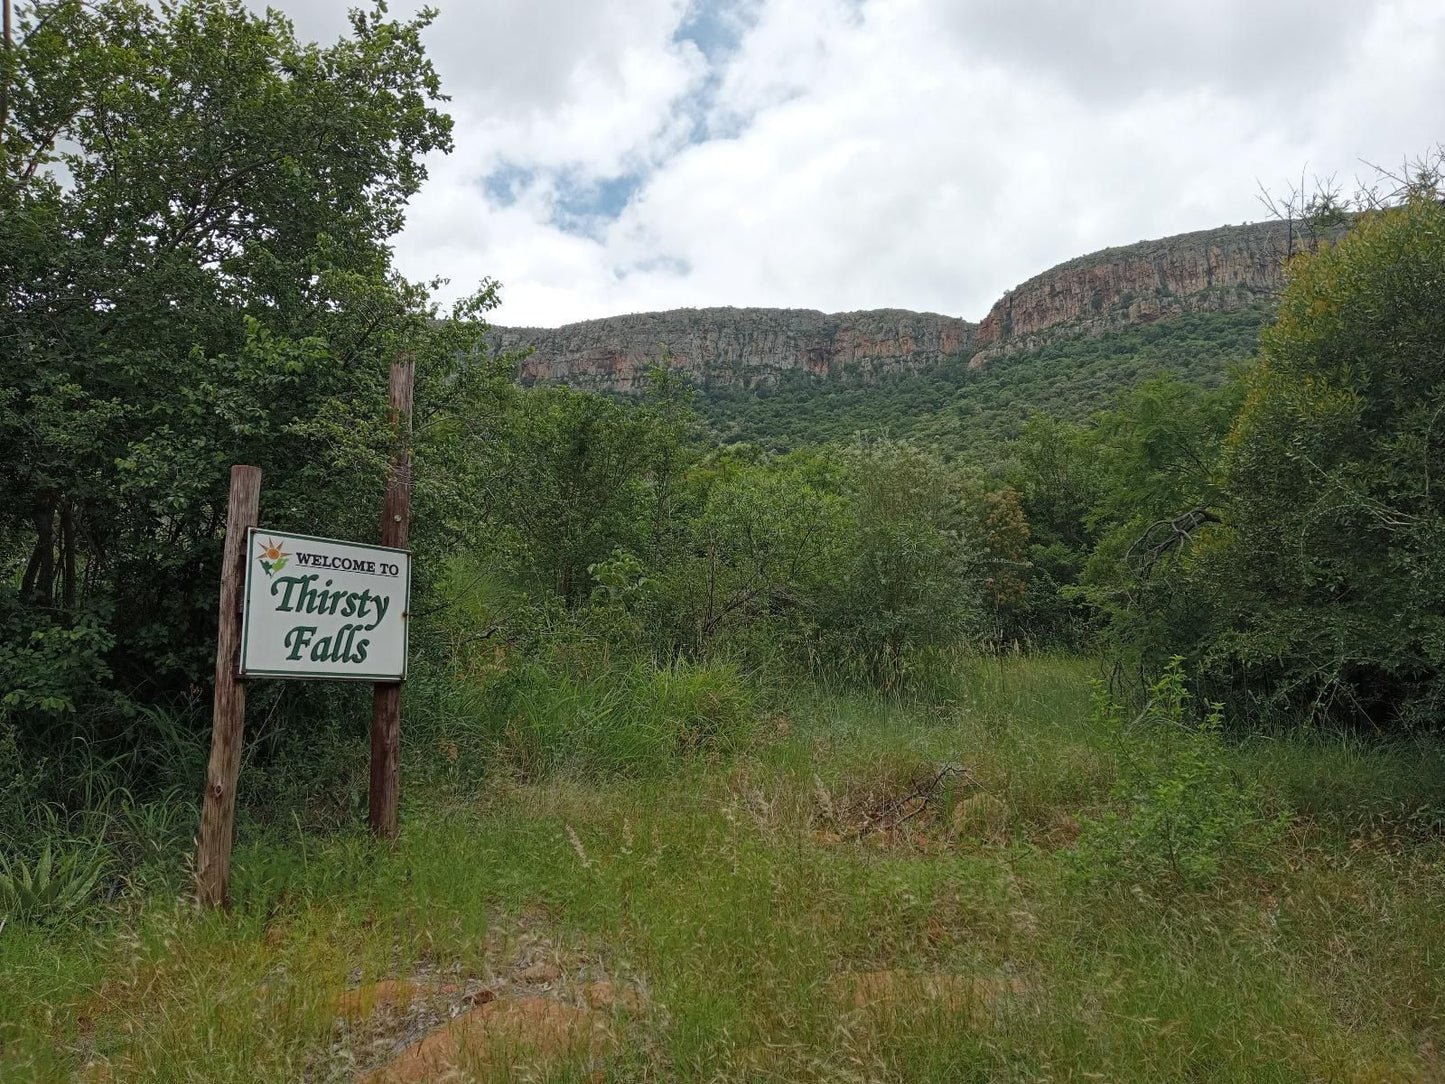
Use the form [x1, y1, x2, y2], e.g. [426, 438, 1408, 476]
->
[357, 997, 609, 1083]
[950, 793, 1010, 845]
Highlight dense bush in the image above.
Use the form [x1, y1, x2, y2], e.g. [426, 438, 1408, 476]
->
[1070, 661, 1284, 893]
[438, 409, 1026, 690]
[1085, 191, 1445, 728]
[0, 0, 496, 819]
[998, 415, 1103, 646]
[1199, 192, 1445, 726]
[807, 439, 1027, 678]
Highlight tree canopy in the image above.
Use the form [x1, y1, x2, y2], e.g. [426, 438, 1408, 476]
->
[0, 1, 481, 754]
[1202, 190, 1445, 725]
[1080, 188, 1445, 727]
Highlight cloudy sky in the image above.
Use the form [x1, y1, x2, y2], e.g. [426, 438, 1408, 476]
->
[272, 0, 1442, 328]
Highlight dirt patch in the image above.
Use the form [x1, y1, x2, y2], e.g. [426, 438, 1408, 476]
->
[579, 981, 644, 1014]
[357, 997, 609, 1083]
[334, 961, 645, 1079]
[516, 961, 561, 985]
[320, 912, 648, 1080]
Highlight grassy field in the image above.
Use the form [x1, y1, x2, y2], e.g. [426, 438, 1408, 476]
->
[2, 657, 1443, 1082]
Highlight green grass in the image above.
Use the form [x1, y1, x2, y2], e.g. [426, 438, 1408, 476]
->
[2, 656, 1442, 1082]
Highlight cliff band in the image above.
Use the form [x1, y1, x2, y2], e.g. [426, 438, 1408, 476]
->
[490, 218, 1325, 393]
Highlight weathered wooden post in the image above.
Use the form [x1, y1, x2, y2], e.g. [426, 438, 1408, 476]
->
[196, 464, 261, 906]
[195, 370, 413, 893]
[369, 357, 414, 840]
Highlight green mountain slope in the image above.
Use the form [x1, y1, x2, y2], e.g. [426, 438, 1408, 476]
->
[696, 305, 1271, 452]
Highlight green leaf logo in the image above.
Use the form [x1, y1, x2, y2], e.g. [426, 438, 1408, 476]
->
[257, 538, 290, 577]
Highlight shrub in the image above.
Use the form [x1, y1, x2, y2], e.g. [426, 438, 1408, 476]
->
[1098, 190, 1445, 728]
[415, 652, 755, 782]
[1200, 192, 1445, 728]
[1070, 660, 1285, 893]
[0, 841, 109, 928]
[808, 439, 1009, 683]
[0, 715, 34, 841]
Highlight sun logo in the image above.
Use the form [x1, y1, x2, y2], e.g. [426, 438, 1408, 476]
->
[257, 537, 290, 577]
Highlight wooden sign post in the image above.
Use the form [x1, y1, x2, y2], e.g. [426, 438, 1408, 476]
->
[369, 357, 414, 841]
[196, 464, 262, 907]
[195, 357, 416, 904]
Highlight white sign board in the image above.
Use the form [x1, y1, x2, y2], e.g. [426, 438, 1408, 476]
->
[240, 528, 410, 681]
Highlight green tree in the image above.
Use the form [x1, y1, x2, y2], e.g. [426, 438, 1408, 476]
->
[812, 439, 1009, 680]
[1197, 188, 1445, 726]
[1078, 377, 1243, 685]
[655, 448, 844, 659]
[0, 1, 475, 787]
[487, 386, 660, 607]
[636, 362, 701, 564]
[1003, 414, 1102, 645]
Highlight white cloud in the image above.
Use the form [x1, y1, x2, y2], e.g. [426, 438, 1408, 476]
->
[265, 0, 1445, 327]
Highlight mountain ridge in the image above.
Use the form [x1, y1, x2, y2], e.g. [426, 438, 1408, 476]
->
[490, 306, 974, 393]
[972, 218, 1308, 360]
[490, 217, 1318, 393]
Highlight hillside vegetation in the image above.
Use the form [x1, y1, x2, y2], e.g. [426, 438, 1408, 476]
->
[697, 306, 1271, 452]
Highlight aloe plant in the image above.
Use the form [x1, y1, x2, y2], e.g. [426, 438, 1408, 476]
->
[0, 843, 108, 925]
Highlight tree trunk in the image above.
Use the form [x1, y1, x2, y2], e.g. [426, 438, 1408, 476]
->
[60, 503, 76, 609]
[21, 503, 55, 604]
[1, 0, 12, 146]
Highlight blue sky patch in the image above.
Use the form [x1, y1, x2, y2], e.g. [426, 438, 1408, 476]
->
[618, 254, 693, 279]
[482, 3, 763, 241]
[672, 0, 758, 144]
[551, 171, 646, 237]
[482, 162, 536, 208]
[673, 0, 747, 61]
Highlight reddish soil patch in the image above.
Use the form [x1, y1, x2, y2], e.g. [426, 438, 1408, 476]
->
[357, 996, 609, 1083]
[579, 981, 644, 1014]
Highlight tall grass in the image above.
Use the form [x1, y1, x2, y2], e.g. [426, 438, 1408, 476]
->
[2, 656, 1441, 1082]
[408, 655, 753, 782]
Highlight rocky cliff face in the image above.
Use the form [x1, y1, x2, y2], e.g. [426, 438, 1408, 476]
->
[490, 308, 976, 393]
[492, 219, 1320, 392]
[971, 220, 1308, 363]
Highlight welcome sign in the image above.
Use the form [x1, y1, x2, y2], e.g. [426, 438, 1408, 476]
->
[239, 528, 410, 680]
